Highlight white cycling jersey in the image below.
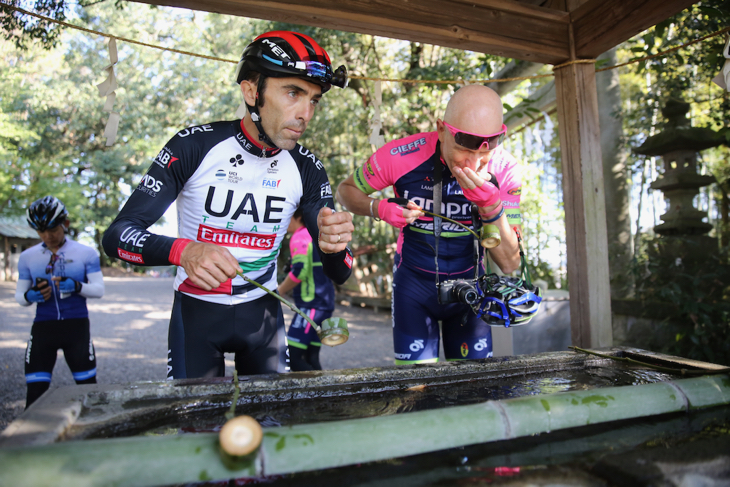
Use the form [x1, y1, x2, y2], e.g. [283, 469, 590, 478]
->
[103, 120, 352, 305]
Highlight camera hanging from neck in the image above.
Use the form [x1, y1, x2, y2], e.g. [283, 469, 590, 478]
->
[428, 152, 543, 327]
[384, 151, 543, 327]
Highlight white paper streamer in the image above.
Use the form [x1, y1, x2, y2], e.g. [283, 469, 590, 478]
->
[103, 112, 121, 142]
[102, 92, 116, 112]
[96, 38, 120, 146]
[368, 80, 385, 148]
[711, 35, 730, 92]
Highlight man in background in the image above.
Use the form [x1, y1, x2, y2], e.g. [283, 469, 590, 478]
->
[278, 208, 335, 371]
[16, 196, 105, 408]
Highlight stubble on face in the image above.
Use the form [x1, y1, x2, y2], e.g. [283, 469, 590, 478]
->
[259, 77, 322, 150]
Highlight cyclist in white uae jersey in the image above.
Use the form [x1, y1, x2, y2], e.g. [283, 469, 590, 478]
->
[102, 31, 354, 379]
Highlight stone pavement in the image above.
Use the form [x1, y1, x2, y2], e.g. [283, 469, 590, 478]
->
[0, 277, 393, 432]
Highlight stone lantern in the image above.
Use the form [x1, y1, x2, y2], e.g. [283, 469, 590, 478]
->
[616, 98, 727, 353]
[635, 98, 722, 236]
[634, 97, 724, 264]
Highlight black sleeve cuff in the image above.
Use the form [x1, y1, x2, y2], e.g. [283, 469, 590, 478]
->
[319, 247, 354, 285]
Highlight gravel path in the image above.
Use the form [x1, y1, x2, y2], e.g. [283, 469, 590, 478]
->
[0, 277, 393, 432]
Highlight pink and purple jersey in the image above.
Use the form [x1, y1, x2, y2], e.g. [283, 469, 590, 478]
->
[288, 226, 335, 311]
[353, 131, 522, 276]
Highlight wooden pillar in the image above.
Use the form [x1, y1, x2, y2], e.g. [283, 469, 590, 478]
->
[554, 61, 612, 348]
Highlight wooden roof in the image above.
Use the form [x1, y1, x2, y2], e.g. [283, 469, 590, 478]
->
[135, 0, 696, 64]
[127, 0, 699, 348]
[0, 217, 39, 240]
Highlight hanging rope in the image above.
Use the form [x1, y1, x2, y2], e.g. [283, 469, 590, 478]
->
[0, 3, 237, 63]
[3, 2, 728, 147]
[2, 2, 728, 84]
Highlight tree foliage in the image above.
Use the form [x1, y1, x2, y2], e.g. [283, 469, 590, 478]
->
[621, 0, 730, 238]
[0, 0, 68, 50]
[0, 3, 516, 269]
[618, 0, 730, 363]
[6, 0, 725, 292]
[632, 235, 730, 365]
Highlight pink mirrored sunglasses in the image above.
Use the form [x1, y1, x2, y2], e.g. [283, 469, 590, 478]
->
[442, 120, 507, 151]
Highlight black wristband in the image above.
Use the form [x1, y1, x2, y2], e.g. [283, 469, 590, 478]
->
[320, 247, 354, 285]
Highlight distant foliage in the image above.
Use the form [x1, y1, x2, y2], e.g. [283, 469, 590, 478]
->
[633, 236, 730, 365]
[619, 1, 730, 365]
[0, 0, 68, 50]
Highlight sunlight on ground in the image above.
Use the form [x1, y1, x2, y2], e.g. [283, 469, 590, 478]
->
[93, 337, 125, 349]
[128, 319, 157, 330]
[87, 303, 168, 314]
[144, 311, 171, 320]
[95, 350, 165, 365]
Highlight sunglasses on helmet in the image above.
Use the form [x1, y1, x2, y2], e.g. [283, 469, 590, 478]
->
[442, 120, 507, 151]
[294, 61, 348, 88]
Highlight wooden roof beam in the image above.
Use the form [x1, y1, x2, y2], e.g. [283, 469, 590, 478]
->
[571, 0, 698, 59]
[135, 0, 572, 64]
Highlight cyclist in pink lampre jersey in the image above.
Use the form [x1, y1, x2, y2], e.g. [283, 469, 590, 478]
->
[337, 85, 522, 364]
[277, 208, 335, 371]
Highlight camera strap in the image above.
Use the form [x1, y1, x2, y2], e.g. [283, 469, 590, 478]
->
[432, 151, 443, 291]
[431, 149, 481, 294]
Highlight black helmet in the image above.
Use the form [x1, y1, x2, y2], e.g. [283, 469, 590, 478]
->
[235, 31, 348, 150]
[235, 30, 347, 92]
[26, 196, 68, 232]
[475, 275, 543, 327]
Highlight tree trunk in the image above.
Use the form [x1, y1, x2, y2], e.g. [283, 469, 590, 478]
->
[721, 181, 729, 254]
[597, 48, 633, 299]
[94, 230, 108, 268]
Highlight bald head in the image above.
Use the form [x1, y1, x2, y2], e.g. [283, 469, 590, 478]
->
[443, 85, 504, 134]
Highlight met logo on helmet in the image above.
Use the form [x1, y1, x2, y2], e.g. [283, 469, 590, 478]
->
[261, 39, 290, 59]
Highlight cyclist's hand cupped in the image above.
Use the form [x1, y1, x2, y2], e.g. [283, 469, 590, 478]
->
[317, 207, 353, 254]
[180, 241, 241, 291]
[453, 167, 500, 212]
